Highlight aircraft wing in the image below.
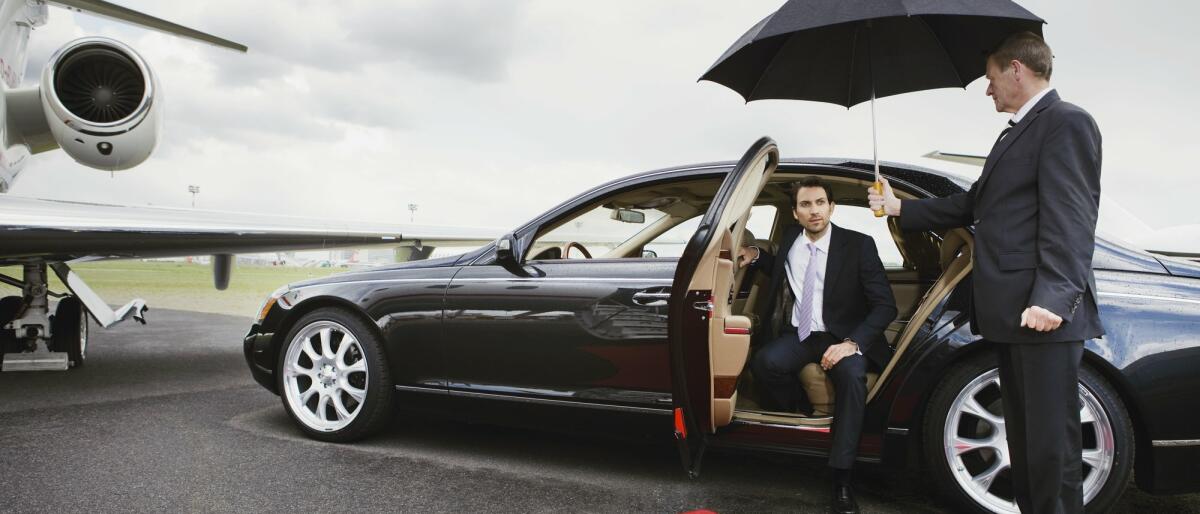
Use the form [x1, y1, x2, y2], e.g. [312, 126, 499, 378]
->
[0, 195, 499, 265]
[46, 0, 247, 52]
[923, 151, 987, 167]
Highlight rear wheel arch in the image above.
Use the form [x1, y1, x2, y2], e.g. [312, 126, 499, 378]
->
[894, 339, 995, 467]
[1080, 348, 1153, 491]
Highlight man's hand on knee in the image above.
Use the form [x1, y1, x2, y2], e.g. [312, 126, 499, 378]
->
[821, 341, 859, 370]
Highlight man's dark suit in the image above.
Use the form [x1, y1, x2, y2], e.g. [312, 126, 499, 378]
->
[748, 223, 897, 469]
[899, 90, 1104, 513]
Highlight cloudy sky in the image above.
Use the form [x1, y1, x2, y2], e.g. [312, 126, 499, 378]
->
[12, 0, 1198, 237]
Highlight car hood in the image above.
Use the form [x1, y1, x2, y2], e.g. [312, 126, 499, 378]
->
[285, 252, 470, 289]
[1156, 255, 1200, 279]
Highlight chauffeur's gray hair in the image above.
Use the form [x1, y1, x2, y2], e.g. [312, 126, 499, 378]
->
[989, 31, 1053, 79]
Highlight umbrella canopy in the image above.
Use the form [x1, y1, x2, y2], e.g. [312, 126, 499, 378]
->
[700, 0, 1045, 107]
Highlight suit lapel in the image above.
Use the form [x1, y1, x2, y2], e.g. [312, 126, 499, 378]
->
[822, 224, 849, 308]
[975, 90, 1060, 201]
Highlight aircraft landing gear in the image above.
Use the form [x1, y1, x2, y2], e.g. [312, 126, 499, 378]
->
[0, 295, 22, 356]
[49, 297, 87, 368]
[1, 260, 145, 371]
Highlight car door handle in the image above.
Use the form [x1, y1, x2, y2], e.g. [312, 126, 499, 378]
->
[632, 291, 670, 306]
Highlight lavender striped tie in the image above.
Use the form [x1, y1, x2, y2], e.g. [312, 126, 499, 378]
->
[795, 242, 818, 342]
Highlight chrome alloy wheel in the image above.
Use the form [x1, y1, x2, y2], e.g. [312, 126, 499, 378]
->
[282, 321, 369, 432]
[943, 369, 1115, 513]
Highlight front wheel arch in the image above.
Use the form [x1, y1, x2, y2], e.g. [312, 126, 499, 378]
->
[268, 296, 383, 382]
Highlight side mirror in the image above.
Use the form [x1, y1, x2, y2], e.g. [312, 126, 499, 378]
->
[496, 234, 517, 264]
[610, 208, 645, 224]
[641, 249, 658, 258]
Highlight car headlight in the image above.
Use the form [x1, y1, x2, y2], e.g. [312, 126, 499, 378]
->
[256, 285, 290, 323]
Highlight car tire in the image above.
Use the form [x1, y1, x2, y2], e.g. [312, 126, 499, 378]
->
[276, 307, 393, 442]
[0, 296, 23, 357]
[48, 297, 88, 368]
[922, 351, 1133, 514]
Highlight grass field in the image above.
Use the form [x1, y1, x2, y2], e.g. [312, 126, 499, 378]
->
[0, 261, 349, 319]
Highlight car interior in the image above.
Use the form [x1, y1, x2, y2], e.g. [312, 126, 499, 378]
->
[523, 171, 976, 429]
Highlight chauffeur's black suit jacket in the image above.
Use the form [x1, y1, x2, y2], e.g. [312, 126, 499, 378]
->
[900, 90, 1105, 343]
[750, 223, 898, 370]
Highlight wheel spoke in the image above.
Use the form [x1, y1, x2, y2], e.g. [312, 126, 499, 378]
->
[332, 392, 355, 420]
[1082, 448, 1105, 469]
[289, 362, 315, 378]
[336, 337, 353, 362]
[972, 458, 1007, 493]
[962, 396, 1003, 426]
[300, 383, 319, 404]
[320, 328, 335, 359]
[1080, 404, 1096, 425]
[343, 382, 366, 402]
[952, 435, 999, 456]
[344, 359, 366, 374]
[316, 394, 331, 422]
[302, 339, 321, 362]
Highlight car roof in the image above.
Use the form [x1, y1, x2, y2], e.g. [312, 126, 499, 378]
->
[600, 157, 974, 197]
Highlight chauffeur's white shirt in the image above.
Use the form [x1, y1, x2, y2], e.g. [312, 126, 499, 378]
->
[1012, 86, 1054, 124]
[785, 227, 830, 331]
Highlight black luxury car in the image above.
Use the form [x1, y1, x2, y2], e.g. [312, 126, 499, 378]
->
[244, 139, 1200, 513]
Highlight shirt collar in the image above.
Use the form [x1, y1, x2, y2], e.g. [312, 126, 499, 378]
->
[1012, 86, 1054, 124]
[802, 225, 832, 254]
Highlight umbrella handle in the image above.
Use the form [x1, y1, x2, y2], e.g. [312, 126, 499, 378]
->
[872, 180, 885, 217]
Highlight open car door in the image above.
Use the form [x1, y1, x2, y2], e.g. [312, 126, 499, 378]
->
[669, 137, 778, 477]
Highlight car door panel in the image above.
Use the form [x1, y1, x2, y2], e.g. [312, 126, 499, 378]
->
[442, 259, 676, 408]
[670, 137, 778, 476]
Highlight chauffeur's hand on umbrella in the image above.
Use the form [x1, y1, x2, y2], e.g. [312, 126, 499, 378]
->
[866, 177, 902, 217]
[1021, 306, 1063, 332]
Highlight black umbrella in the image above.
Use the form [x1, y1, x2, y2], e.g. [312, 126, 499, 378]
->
[700, 0, 1044, 214]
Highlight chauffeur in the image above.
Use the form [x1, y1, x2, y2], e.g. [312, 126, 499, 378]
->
[869, 32, 1104, 514]
[738, 176, 897, 514]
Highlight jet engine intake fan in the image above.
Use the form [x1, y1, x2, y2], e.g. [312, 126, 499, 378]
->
[40, 37, 160, 171]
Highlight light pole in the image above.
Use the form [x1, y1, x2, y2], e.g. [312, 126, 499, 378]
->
[188, 185, 200, 208]
[408, 203, 418, 223]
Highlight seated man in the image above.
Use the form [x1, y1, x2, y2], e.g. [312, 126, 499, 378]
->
[737, 176, 897, 514]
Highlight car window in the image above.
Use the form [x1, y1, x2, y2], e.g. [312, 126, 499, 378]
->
[644, 205, 776, 259]
[528, 205, 670, 259]
[642, 215, 699, 258]
[832, 205, 905, 269]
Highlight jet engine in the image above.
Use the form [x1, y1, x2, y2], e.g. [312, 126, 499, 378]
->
[39, 37, 160, 171]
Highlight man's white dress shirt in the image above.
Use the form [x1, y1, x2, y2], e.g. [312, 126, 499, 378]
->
[785, 227, 830, 332]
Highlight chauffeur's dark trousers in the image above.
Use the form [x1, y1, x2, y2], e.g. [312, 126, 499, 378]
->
[995, 341, 1085, 514]
[751, 331, 868, 469]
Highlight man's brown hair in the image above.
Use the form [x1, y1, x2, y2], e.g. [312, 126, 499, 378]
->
[988, 31, 1053, 79]
[789, 176, 834, 208]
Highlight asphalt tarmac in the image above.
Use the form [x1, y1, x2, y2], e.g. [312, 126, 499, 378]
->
[0, 309, 1195, 513]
